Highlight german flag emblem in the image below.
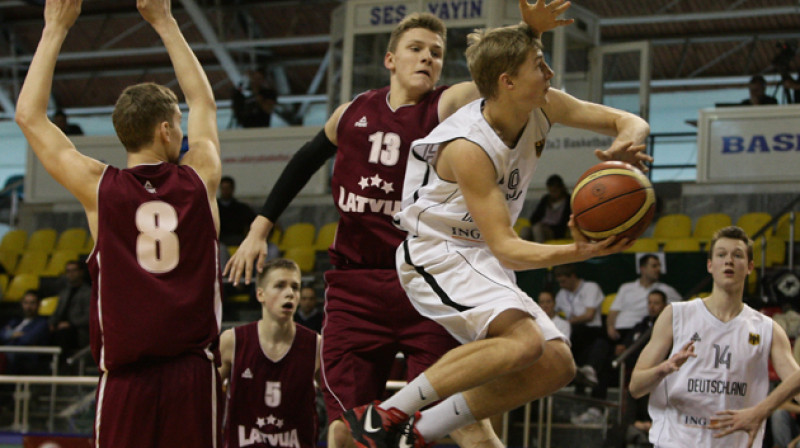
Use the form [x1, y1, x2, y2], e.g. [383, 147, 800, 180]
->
[749, 333, 760, 346]
[535, 139, 546, 157]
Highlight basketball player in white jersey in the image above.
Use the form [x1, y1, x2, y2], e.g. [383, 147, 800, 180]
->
[630, 226, 800, 448]
[344, 21, 651, 448]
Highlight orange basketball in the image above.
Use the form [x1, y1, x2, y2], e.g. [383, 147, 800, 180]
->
[571, 161, 655, 241]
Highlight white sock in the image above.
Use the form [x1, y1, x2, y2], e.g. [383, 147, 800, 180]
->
[382, 373, 439, 415]
[416, 393, 476, 442]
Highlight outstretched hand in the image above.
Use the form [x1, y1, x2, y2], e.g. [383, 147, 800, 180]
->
[519, 0, 574, 35]
[595, 141, 652, 173]
[710, 407, 764, 448]
[44, 0, 82, 30]
[568, 216, 633, 257]
[137, 0, 173, 26]
[223, 230, 268, 286]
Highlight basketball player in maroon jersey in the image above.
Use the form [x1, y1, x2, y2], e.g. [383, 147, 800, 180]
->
[16, 0, 223, 446]
[224, 2, 573, 447]
[220, 259, 320, 448]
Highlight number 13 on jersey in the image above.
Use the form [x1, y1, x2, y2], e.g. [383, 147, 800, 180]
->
[368, 131, 401, 166]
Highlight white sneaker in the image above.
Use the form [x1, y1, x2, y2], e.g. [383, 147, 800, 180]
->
[570, 407, 604, 425]
[575, 365, 598, 387]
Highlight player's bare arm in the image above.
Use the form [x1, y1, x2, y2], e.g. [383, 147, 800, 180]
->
[138, 0, 220, 193]
[770, 322, 800, 381]
[630, 305, 697, 398]
[15, 0, 105, 226]
[543, 88, 652, 171]
[224, 102, 348, 285]
[436, 139, 627, 271]
[218, 328, 235, 383]
[606, 310, 621, 339]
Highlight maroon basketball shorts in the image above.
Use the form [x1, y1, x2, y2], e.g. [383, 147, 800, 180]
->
[320, 268, 458, 422]
[94, 350, 223, 447]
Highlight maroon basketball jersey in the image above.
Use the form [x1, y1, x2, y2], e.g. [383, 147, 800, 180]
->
[224, 322, 318, 448]
[330, 85, 448, 269]
[87, 163, 222, 371]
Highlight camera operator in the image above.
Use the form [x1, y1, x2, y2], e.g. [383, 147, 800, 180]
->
[741, 75, 778, 106]
[773, 41, 799, 104]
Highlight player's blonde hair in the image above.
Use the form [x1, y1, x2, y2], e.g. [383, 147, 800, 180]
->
[708, 226, 754, 262]
[256, 258, 301, 287]
[466, 23, 541, 100]
[387, 13, 447, 54]
[112, 83, 179, 151]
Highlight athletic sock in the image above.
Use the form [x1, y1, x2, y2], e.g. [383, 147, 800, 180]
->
[382, 373, 439, 416]
[416, 393, 477, 442]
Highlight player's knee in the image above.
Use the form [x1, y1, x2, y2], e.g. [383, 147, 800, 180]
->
[550, 341, 576, 388]
[506, 336, 545, 371]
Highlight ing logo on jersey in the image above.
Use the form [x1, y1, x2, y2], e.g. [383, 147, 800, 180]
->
[749, 333, 760, 346]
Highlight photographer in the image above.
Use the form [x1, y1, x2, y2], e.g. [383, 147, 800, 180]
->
[741, 75, 778, 106]
[774, 41, 799, 104]
[231, 67, 278, 128]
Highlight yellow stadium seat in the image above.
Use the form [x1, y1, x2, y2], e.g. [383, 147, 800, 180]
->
[279, 223, 316, 251]
[314, 222, 338, 252]
[41, 250, 79, 277]
[284, 246, 316, 273]
[736, 212, 773, 238]
[227, 294, 250, 303]
[602, 293, 617, 315]
[55, 228, 87, 252]
[662, 238, 701, 253]
[775, 212, 800, 242]
[14, 251, 49, 275]
[513, 218, 531, 235]
[227, 246, 238, 257]
[623, 237, 659, 253]
[652, 214, 692, 241]
[693, 213, 732, 242]
[38, 296, 59, 316]
[0, 273, 8, 295]
[0, 230, 27, 253]
[753, 237, 786, 268]
[4, 274, 40, 302]
[0, 250, 20, 273]
[690, 292, 711, 300]
[81, 237, 95, 255]
[269, 227, 282, 246]
[544, 238, 573, 245]
[26, 229, 57, 253]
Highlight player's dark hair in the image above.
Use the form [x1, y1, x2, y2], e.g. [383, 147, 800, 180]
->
[708, 225, 753, 262]
[112, 82, 179, 152]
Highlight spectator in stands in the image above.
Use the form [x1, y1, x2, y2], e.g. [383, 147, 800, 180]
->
[231, 68, 278, 128]
[1, 290, 50, 374]
[607, 254, 681, 344]
[554, 264, 609, 424]
[538, 289, 570, 340]
[49, 260, 91, 359]
[295, 286, 323, 334]
[741, 75, 778, 106]
[218, 176, 256, 247]
[528, 174, 570, 242]
[51, 109, 84, 136]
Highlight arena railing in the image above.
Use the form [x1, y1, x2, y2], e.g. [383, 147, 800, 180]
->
[0, 345, 62, 432]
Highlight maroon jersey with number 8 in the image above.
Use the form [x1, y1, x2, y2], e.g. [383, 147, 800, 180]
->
[87, 163, 222, 371]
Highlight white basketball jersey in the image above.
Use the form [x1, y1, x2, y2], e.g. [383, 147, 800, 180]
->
[648, 300, 773, 448]
[396, 99, 549, 247]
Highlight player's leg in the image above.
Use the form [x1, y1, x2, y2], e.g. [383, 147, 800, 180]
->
[158, 352, 223, 447]
[94, 365, 158, 447]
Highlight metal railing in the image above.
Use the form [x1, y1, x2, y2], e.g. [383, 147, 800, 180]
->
[0, 374, 97, 433]
[0, 345, 61, 432]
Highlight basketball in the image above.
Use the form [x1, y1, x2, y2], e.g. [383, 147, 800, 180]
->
[571, 161, 655, 241]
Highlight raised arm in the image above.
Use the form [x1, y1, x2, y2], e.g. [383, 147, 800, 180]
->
[15, 0, 106, 219]
[137, 0, 220, 190]
[543, 88, 652, 171]
[436, 139, 628, 271]
[629, 305, 696, 398]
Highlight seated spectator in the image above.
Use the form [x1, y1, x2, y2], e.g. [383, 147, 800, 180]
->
[529, 174, 570, 242]
[607, 254, 681, 344]
[294, 286, 323, 333]
[231, 68, 278, 128]
[218, 176, 256, 247]
[741, 75, 778, 106]
[554, 264, 610, 424]
[51, 109, 84, 135]
[538, 289, 570, 339]
[1, 290, 50, 374]
[49, 260, 91, 359]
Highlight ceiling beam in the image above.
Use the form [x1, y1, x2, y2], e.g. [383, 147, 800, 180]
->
[178, 0, 242, 86]
[0, 84, 14, 113]
[599, 6, 799, 26]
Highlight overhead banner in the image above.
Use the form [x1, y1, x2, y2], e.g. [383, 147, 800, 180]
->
[697, 105, 800, 183]
[26, 127, 327, 204]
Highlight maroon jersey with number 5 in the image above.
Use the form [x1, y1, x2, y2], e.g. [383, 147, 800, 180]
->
[224, 322, 318, 448]
[330, 85, 447, 269]
[87, 163, 222, 371]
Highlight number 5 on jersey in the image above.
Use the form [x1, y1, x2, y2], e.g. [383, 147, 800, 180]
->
[136, 201, 180, 274]
[368, 131, 401, 166]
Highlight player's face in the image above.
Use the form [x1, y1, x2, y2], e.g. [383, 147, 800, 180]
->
[707, 237, 753, 290]
[257, 268, 301, 321]
[509, 49, 554, 108]
[538, 291, 555, 316]
[385, 28, 444, 98]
